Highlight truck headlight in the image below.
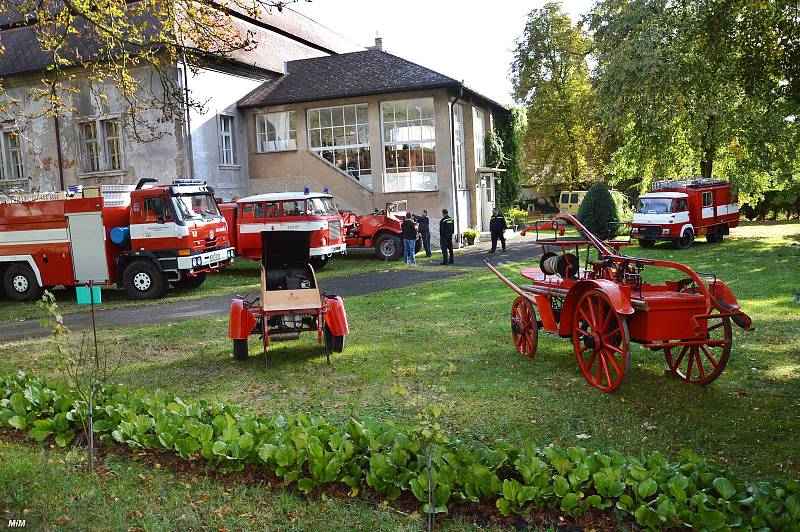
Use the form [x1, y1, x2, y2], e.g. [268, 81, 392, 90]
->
[321, 237, 327, 246]
[662, 228, 670, 235]
[631, 228, 638, 234]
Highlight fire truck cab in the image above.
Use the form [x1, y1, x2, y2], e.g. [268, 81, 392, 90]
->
[0, 179, 235, 301]
[631, 179, 740, 249]
[219, 191, 346, 270]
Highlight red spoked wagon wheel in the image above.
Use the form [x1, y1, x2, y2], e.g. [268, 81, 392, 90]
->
[511, 296, 538, 358]
[572, 290, 631, 393]
[664, 315, 732, 385]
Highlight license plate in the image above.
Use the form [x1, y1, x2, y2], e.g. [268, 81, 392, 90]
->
[209, 252, 221, 261]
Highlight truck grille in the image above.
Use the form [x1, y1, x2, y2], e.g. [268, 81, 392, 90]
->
[639, 225, 662, 238]
[328, 220, 341, 240]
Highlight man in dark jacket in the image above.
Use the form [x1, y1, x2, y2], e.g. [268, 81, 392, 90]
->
[488, 207, 507, 253]
[439, 209, 455, 264]
[401, 212, 418, 265]
[413, 210, 431, 257]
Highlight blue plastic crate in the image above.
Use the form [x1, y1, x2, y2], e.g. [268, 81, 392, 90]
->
[76, 285, 102, 305]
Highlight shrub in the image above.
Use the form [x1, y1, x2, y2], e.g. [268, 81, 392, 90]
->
[503, 207, 528, 229]
[576, 181, 619, 240]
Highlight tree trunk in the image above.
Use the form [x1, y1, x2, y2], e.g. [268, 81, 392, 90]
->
[700, 150, 713, 178]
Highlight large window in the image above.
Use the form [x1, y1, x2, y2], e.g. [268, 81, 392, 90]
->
[474, 108, 486, 167]
[219, 115, 236, 165]
[381, 98, 437, 192]
[256, 111, 296, 152]
[453, 103, 466, 189]
[79, 117, 123, 173]
[307, 104, 372, 190]
[0, 130, 24, 181]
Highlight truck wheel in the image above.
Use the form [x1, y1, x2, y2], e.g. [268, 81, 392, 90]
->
[172, 272, 206, 289]
[638, 239, 656, 248]
[310, 255, 330, 270]
[233, 339, 249, 361]
[3, 263, 43, 302]
[707, 225, 725, 243]
[122, 260, 166, 300]
[375, 234, 402, 260]
[673, 229, 694, 250]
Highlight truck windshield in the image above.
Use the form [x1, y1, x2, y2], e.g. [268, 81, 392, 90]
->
[306, 197, 338, 216]
[172, 193, 220, 221]
[638, 198, 674, 214]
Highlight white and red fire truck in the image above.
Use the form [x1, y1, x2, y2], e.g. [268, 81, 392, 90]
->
[0, 179, 234, 301]
[631, 178, 740, 249]
[219, 191, 346, 270]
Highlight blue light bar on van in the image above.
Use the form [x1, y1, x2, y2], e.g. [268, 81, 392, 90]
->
[323, 187, 329, 193]
[304, 187, 310, 195]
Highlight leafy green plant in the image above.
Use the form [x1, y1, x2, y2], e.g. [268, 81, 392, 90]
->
[1, 371, 799, 531]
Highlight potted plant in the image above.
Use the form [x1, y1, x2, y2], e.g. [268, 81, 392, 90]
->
[462, 228, 479, 245]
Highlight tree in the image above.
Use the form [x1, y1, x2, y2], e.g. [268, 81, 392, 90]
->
[590, 0, 800, 196]
[576, 181, 618, 240]
[490, 105, 527, 209]
[0, 0, 290, 140]
[512, 3, 612, 191]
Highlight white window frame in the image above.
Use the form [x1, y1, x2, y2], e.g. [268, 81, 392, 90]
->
[473, 108, 486, 168]
[256, 111, 297, 153]
[218, 114, 237, 166]
[0, 129, 25, 182]
[380, 97, 438, 193]
[702, 191, 713, 207]
[77, 116, 124, 175]
[306, 104, 372, 189]
[453, 103, 466, 190]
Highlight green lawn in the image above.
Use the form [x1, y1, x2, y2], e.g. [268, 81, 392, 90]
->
[0, 251, 421, 322]
[0, 222, 797, 529]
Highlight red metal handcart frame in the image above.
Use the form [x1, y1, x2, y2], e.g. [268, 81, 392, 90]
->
[486, 214, 753, 393]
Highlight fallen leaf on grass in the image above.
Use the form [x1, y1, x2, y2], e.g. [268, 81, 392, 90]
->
[576, 433, 591, 440]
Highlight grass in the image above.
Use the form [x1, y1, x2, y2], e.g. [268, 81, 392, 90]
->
[0, 221, 798, 528]
[0, 251, 419, 322]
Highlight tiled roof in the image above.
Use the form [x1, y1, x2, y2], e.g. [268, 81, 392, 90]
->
[238, 50, 507, 112]
[0, 4, 358, 78]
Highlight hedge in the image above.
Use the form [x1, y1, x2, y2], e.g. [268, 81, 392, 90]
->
[1, 372, 798, 530]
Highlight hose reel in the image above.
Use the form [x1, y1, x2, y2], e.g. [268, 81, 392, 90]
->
[540, 251, 579, 279]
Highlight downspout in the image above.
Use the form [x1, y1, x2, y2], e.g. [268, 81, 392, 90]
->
[180, 52, 194, 179]
[449, 84, 463, 246]
[53, 115, 65, 190]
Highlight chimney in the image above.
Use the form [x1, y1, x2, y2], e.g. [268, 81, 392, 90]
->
[367, 37, 383, 52]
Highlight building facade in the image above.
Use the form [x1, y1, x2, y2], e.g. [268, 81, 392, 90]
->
[238, 47, 507, 238]
[0, 7, 358, 199]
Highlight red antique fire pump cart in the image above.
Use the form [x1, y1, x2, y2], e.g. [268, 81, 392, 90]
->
[228, 230, 349, 364]
[486, 214, 753, 393]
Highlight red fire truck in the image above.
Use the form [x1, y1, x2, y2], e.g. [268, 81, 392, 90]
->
[219, 191, 346, 270]
[0, 179, 234, 301]
[631, 179, 741, 249]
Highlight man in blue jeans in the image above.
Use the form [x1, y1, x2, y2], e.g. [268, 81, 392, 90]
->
[401, 212, 418, 266]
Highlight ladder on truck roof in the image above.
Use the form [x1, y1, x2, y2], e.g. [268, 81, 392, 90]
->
[0, 185, 135, 206]
[652, 178, 729, 190]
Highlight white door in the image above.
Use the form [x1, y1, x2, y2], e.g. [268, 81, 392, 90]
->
[67, 212, 110, 283]
[480, 173, 495, 230]
[474, 184, 483, 232]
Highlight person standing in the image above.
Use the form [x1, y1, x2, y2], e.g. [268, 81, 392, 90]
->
[439, 209, 455, 264]
[414, 209, 432, 257]
[488, 207, 508, 253]
[401, 212, 418, 266]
